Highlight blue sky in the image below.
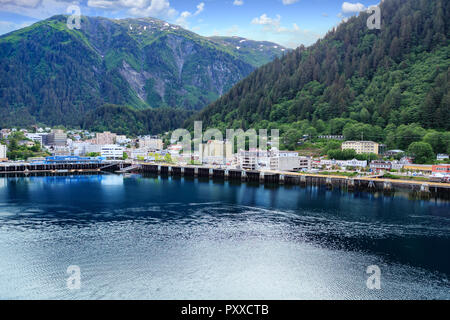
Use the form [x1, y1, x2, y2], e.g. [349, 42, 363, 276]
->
[0, 0, 379, 48]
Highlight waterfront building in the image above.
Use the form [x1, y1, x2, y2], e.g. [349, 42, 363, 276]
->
[72, 143, 102, 156]
[403, 164, 433, 175]
[168, 144, 183, 155]
[101, 145, 125, 160]
[0, 144, 7, 161]
[202, 140, 233, 165]
[237, 149, 268, 171]
[370, 161, 392, 172]
[340, 159, 368, 168]
[432, 164, 450, 176]
[96, 131, 117, 145]
[48, 130, 67, 146]
[342, 141, 379, 155]
[320, 159, 367, 169]
[138, 136, 164, 150]
[130, 148, 151, 160]
[269, 149, 311, 172]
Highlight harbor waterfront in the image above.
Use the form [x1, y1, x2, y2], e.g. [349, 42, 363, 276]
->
[0, 173, 449, 300]
[1, 161, 450, 200]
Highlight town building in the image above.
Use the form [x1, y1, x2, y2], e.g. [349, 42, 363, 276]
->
[101, 145, 125, 160]
[270, 150, 311, 172]
[432, 164, 450, 176]
[370, 161, 392, 172]
[0, 129, 11, 139]
[51, 146, 71, 156]
[320, 159, 367, 169]
[437, 154, 449, 161]
[237, 149, 268, 171]
[342, 141, 379, 155]
[48, 130, 67, 146]
[202, 140, 233, 165]
[403, 164, 433, 175]
[138, 136, 164, 150]
[96, 131, 117, 145]
[72, 143, 102, 157]
[116, 135, 129, 145]
[385, 150, 405, 157]
[318, 135, 345, 140]
[25, 133, 44, 146]
[0, 144, 7, 161]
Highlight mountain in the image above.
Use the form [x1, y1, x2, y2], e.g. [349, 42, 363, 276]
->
[0, 15, 286, 128]
[189, 0, 449, 151]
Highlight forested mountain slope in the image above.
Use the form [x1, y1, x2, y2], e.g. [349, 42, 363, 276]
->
[0, 15, 285, 128]
[189, 0, 449, 151]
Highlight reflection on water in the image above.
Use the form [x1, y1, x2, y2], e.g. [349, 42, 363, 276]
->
[0, 174, 449, 299]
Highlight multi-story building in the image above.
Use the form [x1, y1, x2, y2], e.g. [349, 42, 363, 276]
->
[238, 149, 267, 171]
[138, 136, 164, 150]
[25, 133, 44, 146]
[0, 144, 7, 161]
[270, 150, 311, 172]
[202, 140, 233, 165]
[96, 131, 117, 145]
[237, 149, 311, 172]
[101, 145, 125, 160]
[342, 141, 379, 155]
[48, 130, 67, 146]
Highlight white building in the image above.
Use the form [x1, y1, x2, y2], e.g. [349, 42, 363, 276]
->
[437, 154, 449, 161]
[237, 148, 311, 172]
[101, 145, 125, 160]
[130, 148, 150, 160]
[270, 149, 311, 172]
[25, 133, 44, 145]
[320, 159, 367, 168]
[202, 140, 233, 165]
[139, 136, 163, 150]
[72, 143, 102, 156]
[0, 144, 7, 160]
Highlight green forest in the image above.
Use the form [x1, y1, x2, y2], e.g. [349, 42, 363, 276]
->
[188, 0, 449, 157]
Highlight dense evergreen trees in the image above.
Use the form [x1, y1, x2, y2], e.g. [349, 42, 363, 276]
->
[82, 104, 194, 136]
[188, 0, 449, 152]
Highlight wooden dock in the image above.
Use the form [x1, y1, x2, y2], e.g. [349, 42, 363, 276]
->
[141, 164, 450, 199]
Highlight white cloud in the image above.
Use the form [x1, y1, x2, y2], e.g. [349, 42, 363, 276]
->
[282, 0, 299, 5]
[175, 2, 204, 28]
[0, 0, 72, 19]
[250, 13, 321, 48]
[0, 0, 42, 8]
[194, 2, 204, 15]
[251, 14, 281, 27]
[86, 0, 178, 19]
[233, 0, 244, 6]
[341, 2, 366, 14]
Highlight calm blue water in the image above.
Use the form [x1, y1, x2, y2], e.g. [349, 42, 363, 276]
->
[0, 174, 449, 300]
